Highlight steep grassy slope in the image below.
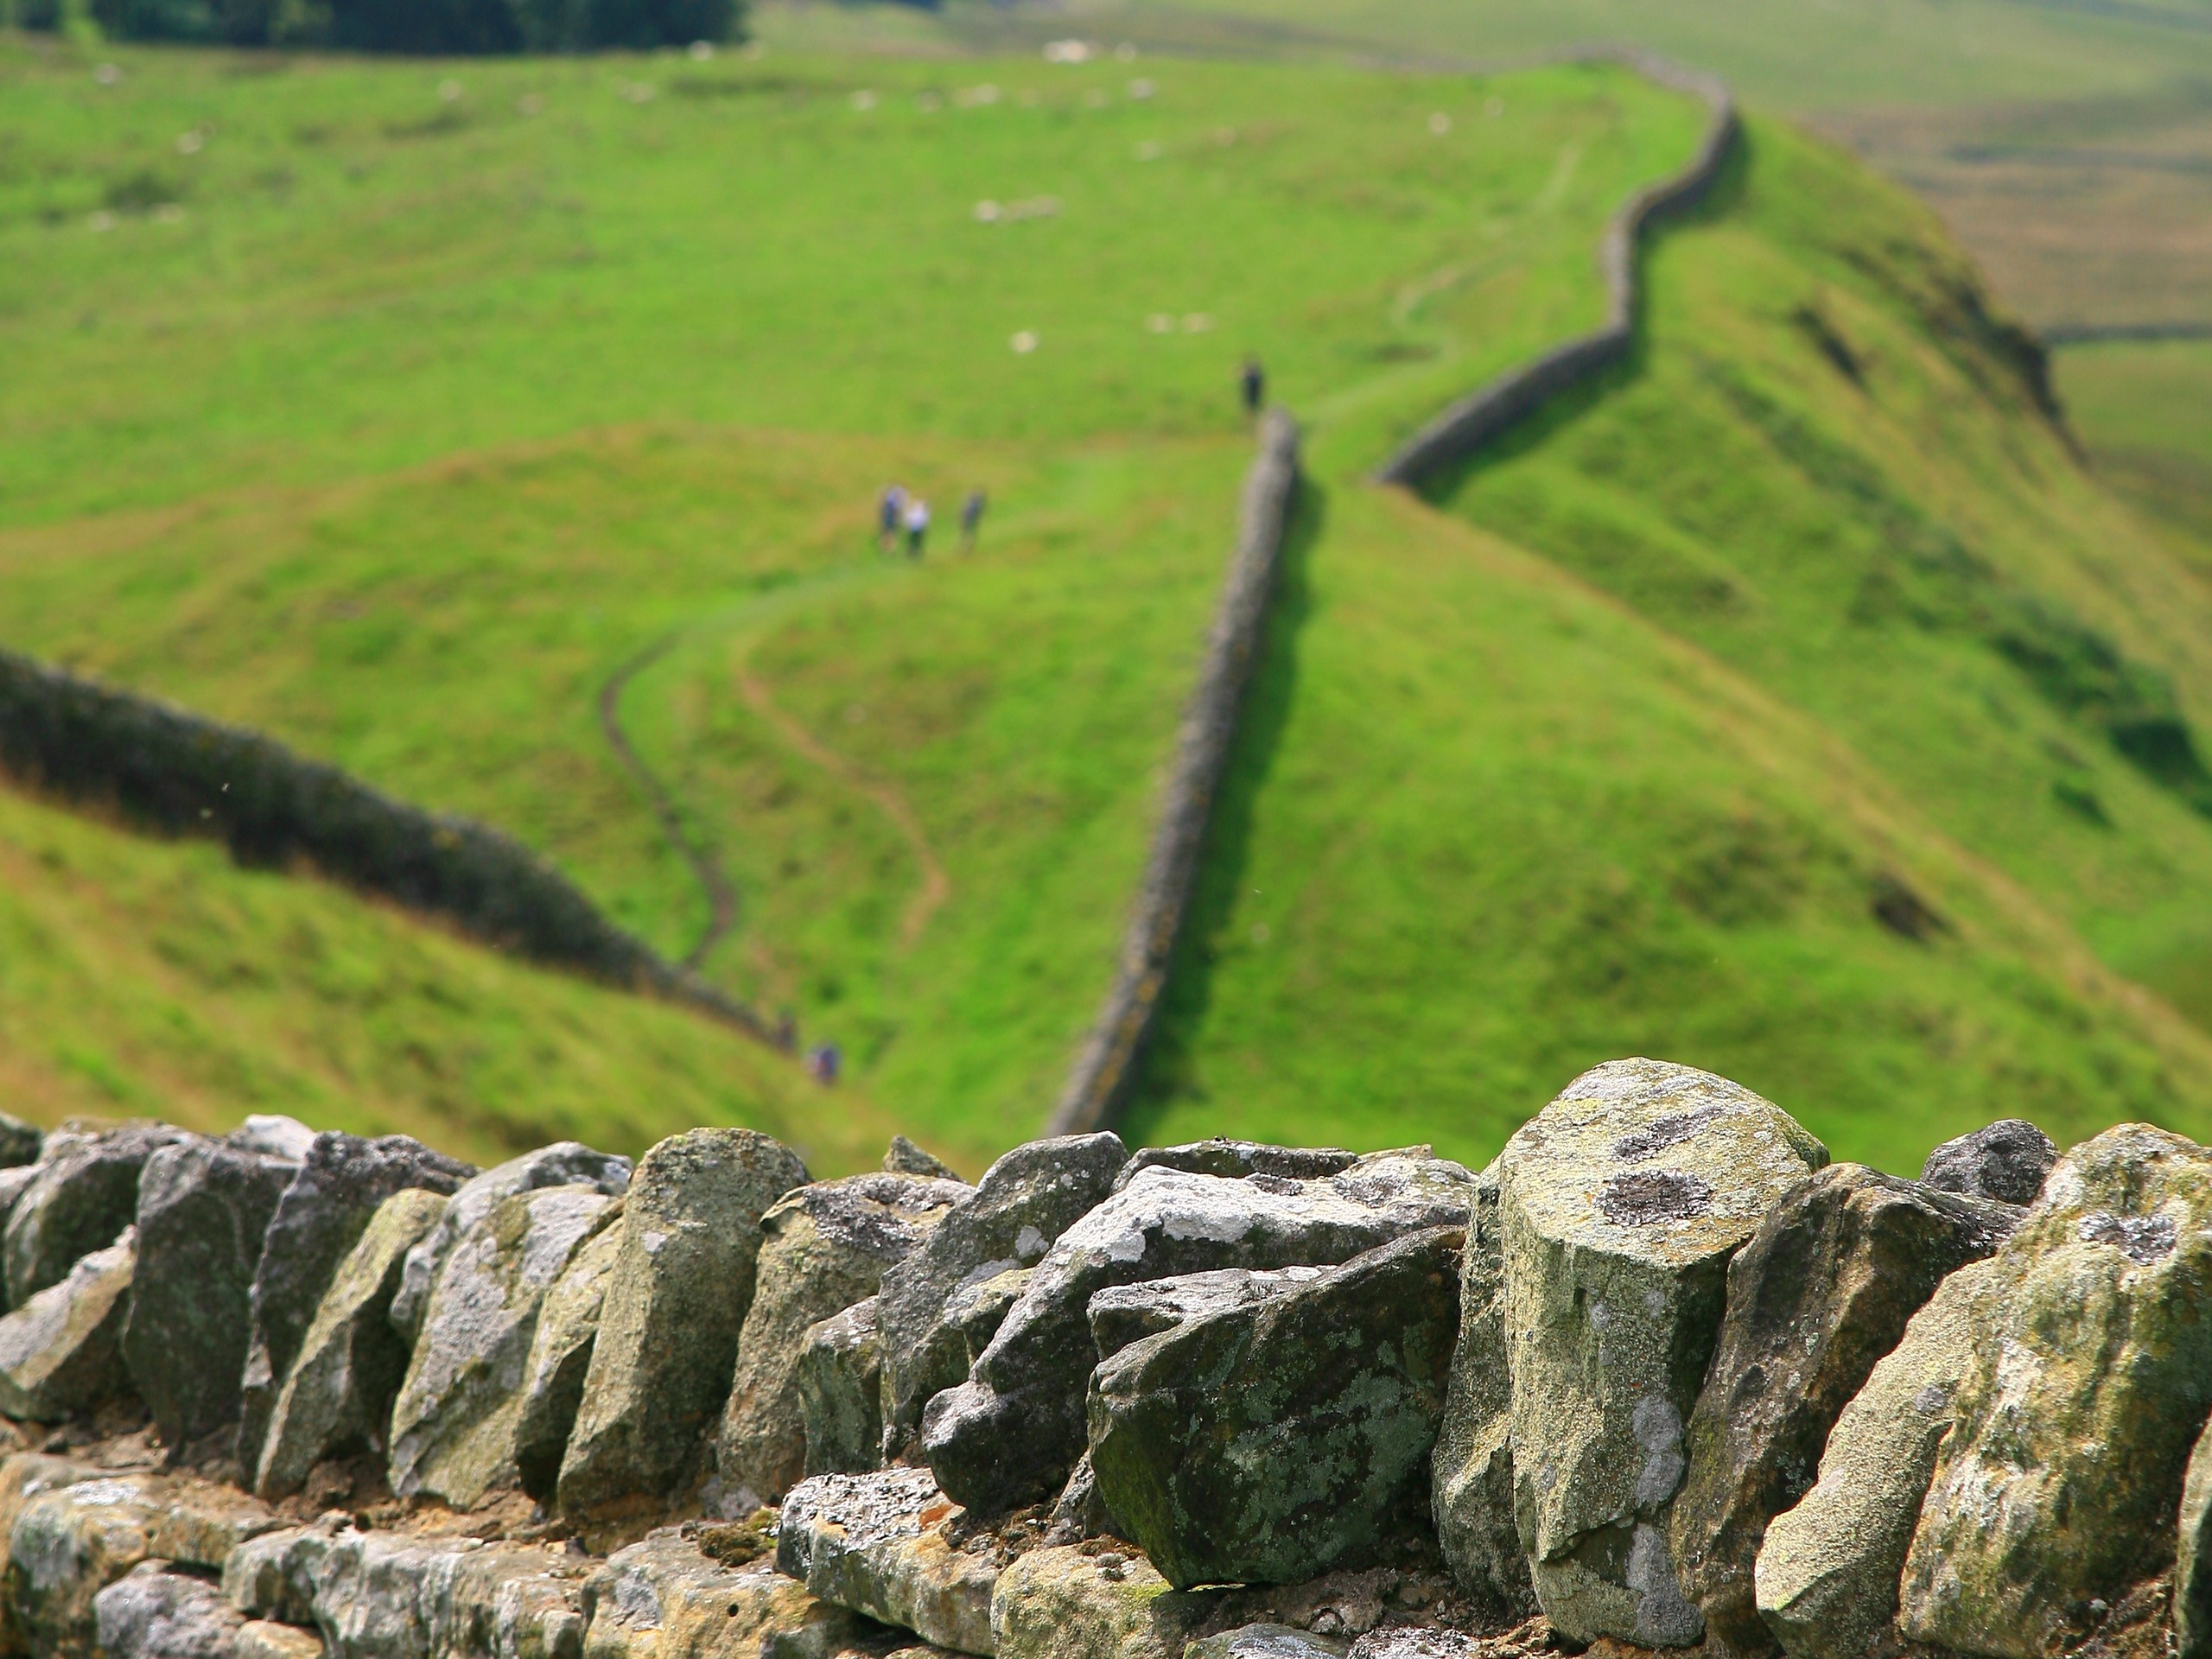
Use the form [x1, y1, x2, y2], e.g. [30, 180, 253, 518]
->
[0, 777, 899, 1172]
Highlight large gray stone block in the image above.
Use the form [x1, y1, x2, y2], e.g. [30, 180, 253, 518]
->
[5, 1127, 194, 1308]
[1918, 1118, 2056, 1205]
[94, 1562, 244, 1659]
[512, 1217, 625, 1503]
[776, 1466, 996, 1655]
[0, 1232, 136, 1424]
[794, 1300, 880, 1480]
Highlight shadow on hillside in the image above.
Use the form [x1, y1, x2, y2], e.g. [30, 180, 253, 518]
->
[1120, 475, 1325, 1128]
[1414, 123, 1756, 507]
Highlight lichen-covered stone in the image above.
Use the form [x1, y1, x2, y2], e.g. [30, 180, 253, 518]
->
[1084, 1267, 1325, 1362]
[926, 1149, 1476, 1516]
[238, 1135, 474, 1478]
[1752, 1255, 2005, 1659]
[1090, 1227, 1462, 1588]
[0, 1458, 97, 1654]
[513, 1221, 624, 1505]
[556, 1131, 808, 1519]
[1109, 1144, 1357, 1194]
[943, 1270, 1031, 1370]
[388, 1185, 622, 1507]
[255, 1189, 449, 1499]
[1919, 1119, 2057, 1206]
[1668, 1163, 2016, 1655]
[988, 1546, 1217, 1659]
[2181, 1415, 2212, 1659]
[794, 1301, 880, 1479]
[1185, 1625, 1345, 1659]
[238, 1619, 327, 1659]
[884, 1140, 962, 1182]
[143, 1479, 279, 1572]
[1496, 1059, 1826, 1649]
[0, 1232, 136, 1423]
[775, 1467, 995, 1654]
[8, 1473, 161, 1659]
[124, 1141, 297, 1447]
[226, 1118, 318, 1164]
[1429, 1166, 1529, 1622]
[94, 1561, 245, 1659]
[877, 1136, 1128, 1460]
[390, 1146, 630, 1349]
[6, 1127, 194, 1308]
[223, 1516, 349, 1626]
[1898, 1122, 2212, 1657]
[715, 1174, 965, 1510]
[581, 1526, 857, 1659]
[308, 1527, 589, 1659]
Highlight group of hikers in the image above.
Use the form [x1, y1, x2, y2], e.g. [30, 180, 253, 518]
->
[877, 483, 985, 557]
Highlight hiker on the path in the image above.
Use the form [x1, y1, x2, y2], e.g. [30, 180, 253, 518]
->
[961, 488, 987, 551]
[878, 484, 906, 551]
[805, 1041, 842, 1084]
[1240, 354, 1265, 418]
[904, 495, 931, 558]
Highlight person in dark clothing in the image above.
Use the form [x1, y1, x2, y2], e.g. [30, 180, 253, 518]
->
[961, 488, 987, 551]
[878, 485, 906, 552]
[1240, 355, 1265, 417]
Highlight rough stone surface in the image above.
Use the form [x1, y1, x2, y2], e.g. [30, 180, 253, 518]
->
[0, 1117, 43, 1173]
[94, 1562, 244, 1659]
[884, 1140, 962, 1182]
[877, 1135, 1128, 1459]
[943, 1271, 1031, 1370]
[582, 1526, 857, 1659]
[223, 1517, 348, 1626]
[144, 1479, 279, 1571]
[1898, 1122, 2212, 1658]
[8, 1473, 161, 1659]
[1429, 1166, 1529, 1622]
[1187, 1625, 1345, 1659]
[1919, 1119, 2058, 1206]
[988, 1546, 1219, 1659]
[0, 1458, 97, 1653]
[238, 1134, 474, 1475]
[556, 1130, 808, 1519]
[1086, 1266, 1326, 1362]
[124, 1141, 298, 1447]
[308, 1526, 589, 1659]
[1046, 1455, 1118, 1545]
[226, 1118, 318, 1164]
[255, 1189, 449, 1499]
[0, 1233, 137, 1423]
[1753, 1255, 2004, 1659]
[776, 1467, 995, 1655]
[1109, 1144, 1357, 1194]
[793, 1301, 880, 1479]
[513, 1220, 625, 1505]
[390, 1146, 631, 1349]
[2181, 1414, 2212, 1659]
[1494, 1059, 1827, 1649]
[715, 1173, 966, 1511]
[1090, 1228, 1463, 1588]
[5, 1127, 194, 1308]
[925, 1148, 1477, 1516]
[1667, 1163, 2018, 1656]
[238, 1620, 327, 1659]
[388, 1185, 622, 1507]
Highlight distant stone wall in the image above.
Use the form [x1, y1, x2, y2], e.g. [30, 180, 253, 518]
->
[0, 645, 775, 1044]
[1048, 410, 1302, 1137]
[1372, 56, 1738, 489]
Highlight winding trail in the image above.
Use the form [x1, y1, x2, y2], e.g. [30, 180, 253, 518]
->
[596, 632, 739, 972]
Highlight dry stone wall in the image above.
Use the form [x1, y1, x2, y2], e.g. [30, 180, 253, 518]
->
[0, 1069, 2196, 1659]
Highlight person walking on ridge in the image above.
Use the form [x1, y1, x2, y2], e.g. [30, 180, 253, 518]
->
[878, 484, 906, 552]
[1240, 354, 1265, 419]
[904, 495, 931, 558]
[961, 488, 987, 552]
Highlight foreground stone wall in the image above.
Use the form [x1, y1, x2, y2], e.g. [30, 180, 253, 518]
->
[0, 1067, 2200, 1659]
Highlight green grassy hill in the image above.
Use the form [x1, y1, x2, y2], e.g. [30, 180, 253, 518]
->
[5, 30, 2212, 1173]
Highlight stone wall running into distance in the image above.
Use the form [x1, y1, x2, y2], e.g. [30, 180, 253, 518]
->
[0, 1067, 2198, 1659]
[0, 648, 777, 1046]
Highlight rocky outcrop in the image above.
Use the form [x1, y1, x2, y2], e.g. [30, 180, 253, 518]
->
[924, 1149, 1474, 1515]
[0, 1233, 137, 1423]
[1919, 1118, 2057, 1205]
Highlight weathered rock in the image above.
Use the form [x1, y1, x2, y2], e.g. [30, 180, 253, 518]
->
[1085, 1266, 1326, 1361]
[94, 1561, 245, 1659]
[144, 1479, 279, 1571]
[513, 1221, 625, 1504]
[1109, 1142, 1357, 1193]
[794, 1301, 880, 1479]
[1898, 1122, 2212, 1657]
[877, 1135, 1128, 1459]
[1429, 1166, 1529, 1621]
[223, 1516, 349, 1626]
[1919, 1118, 2057, 1206]
[925, 1149, 1477, 1516]
[388, 1185, 622, 1507]
[775, 1467, 995, 1655]
[2180, 1414, 2212, 1659]
[1495, 1059, 1827, 1649]
[226, 1119, 318, 1164]
[238, 1134, 474, 1474]
[6, 1127, 194, 1308]
[988, 1545, 1218, 1659]
[238, 1619, 327, 1659]
[0, 1116, 42, 1173]
[715, 1173, 966, 1510]
[9, 1472, 162, 1659]
[255, 1189, 449, 1499]
[308, 1527, 588, 1659]
[1090, 1228, 1462, 1588]
[1668, 1163, 2017, 1655]
[582, 1526, 857, 1659]
[124, 1141, 297, 1447]
[0, 1165, 48, 1236]
[390, 1146, 630, 1349]
[1187, 1627, 1346, 1659]
[556, 1130, 807, 1519]
[1046, 1455, 1117, 1545]
[1753, 1255, 2005, 1659]
[0, 1457, 99, 1653]
[885, 1140, 962, 1182]
[943, 1270, 1031, 1370]
[0, 1232, 136, 1423]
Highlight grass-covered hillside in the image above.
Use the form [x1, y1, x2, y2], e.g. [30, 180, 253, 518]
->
[5, 29, 2212, 1173]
